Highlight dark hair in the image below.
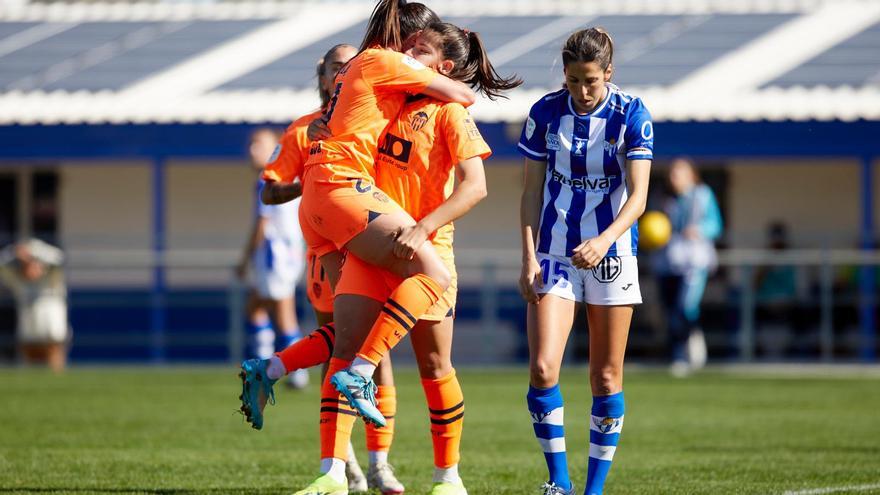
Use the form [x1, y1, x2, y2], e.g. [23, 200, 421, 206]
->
[421, 22, 522, 100]
[316, 44, 356, 106]
[359, 0, 438, 52]
[562, 27, 614, 70]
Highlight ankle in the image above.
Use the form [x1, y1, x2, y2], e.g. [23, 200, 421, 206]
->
[433, 464, 461, 484]
[350, 357, 377, 378]
[265, 356, 286, 380]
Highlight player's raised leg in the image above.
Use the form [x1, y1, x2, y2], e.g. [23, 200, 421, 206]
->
[528, 293, 577, 495]
[583, 304, 631, 495]
[330, 209, 451, 423]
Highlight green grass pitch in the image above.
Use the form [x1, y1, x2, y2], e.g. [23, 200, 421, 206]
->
[1, 366, 879, 494]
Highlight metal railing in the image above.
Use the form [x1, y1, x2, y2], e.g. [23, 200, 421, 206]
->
[0, 248, 876, 364]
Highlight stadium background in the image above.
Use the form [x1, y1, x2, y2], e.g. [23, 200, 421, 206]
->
[1, 0, 877, 365]
[1, 1, 880, 494]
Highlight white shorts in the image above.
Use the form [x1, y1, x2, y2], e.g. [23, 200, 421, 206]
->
[535, 253, 642, 305]
[250, 241, 304, 300]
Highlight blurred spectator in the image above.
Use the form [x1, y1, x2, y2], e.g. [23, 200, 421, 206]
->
[237, 128, 308, 388]
[654, 157, 723, 376]
[0, 238, 69, 372]
[753, 221, 798, 357]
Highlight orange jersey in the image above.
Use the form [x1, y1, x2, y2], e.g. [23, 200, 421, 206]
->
[262, 108, 324, 184]
[304, 48, 438, 181]
[375, 98, 491, 248]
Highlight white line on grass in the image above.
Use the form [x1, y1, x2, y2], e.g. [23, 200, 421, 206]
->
[783, 483, 880, 495]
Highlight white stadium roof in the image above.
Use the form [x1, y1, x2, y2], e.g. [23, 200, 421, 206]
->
[0, 0, 879, 124]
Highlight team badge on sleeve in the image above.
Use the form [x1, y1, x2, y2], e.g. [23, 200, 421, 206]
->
[463, 117, 482, 141]
[525, 117, 536, 139]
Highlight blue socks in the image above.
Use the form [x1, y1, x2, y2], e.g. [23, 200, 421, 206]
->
[527, 384, 571, 491]
[585, 391, 625, 495]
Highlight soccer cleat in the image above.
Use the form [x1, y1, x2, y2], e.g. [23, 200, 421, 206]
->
[540, 481, 574, 495]
[330, 369, 386, 427]
[430, 481, 468, 495]
[346, 457, 368, 492]
[292, 474, 348, 495]
[367, 463, 405, 495]
[239, 358, 277, 430]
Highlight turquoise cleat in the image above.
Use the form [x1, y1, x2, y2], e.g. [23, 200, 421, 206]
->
[330, 368, 386, 427]
[238, 358, 277, 430]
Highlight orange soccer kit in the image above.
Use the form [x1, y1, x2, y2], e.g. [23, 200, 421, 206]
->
[334, 97, 491, 468]
[261, 108, 397, 456]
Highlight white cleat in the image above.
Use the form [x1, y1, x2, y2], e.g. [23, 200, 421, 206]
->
[540, 482, 575, 495]
[368, 462, 405, 494]
[346, 457, 368, 493]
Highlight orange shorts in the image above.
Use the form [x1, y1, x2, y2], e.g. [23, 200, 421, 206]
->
[299, 166, 404, 258]
[335, 242, 457, 322]
[305, 249, 334, 314]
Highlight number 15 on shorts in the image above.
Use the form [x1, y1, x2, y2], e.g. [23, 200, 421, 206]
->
[539, 257, 570, 289]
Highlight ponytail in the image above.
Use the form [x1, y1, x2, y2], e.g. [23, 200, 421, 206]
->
[359, 0, 404, 52]
[461, 30, 522, 100]
[421, 23, 522, 101]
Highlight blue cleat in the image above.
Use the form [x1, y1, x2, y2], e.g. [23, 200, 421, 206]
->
[238, 358, 277, 430]
[330, 369, 386, 427]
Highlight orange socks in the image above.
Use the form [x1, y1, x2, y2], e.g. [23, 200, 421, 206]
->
[422, 370, 465, 468]
[320, 357, 357, 460]
[365, 385, 396, 453]
[357, 274, 445, 365]
[276, 323, 336, 373]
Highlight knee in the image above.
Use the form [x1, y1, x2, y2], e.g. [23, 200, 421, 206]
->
[529, 360, 560, 389]
[427, 263, 451, 291]
[417, 352, 453, 379]
[590, 365, 622, 396]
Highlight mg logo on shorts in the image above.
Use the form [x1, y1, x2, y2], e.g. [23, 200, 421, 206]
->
[592, 256, 622, 284]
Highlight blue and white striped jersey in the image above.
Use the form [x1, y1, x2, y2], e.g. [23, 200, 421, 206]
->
[518, 84, 654, 258]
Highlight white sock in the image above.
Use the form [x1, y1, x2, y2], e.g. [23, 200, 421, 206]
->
[255, 328, 275, 360]
[368, 450, 388, 467]
[350, 357, 377, 378]
[433, 464, 461, 484]
[265, 356, 286, 380]
[320, 457, 347, 484]
[347, 442, 359, 464]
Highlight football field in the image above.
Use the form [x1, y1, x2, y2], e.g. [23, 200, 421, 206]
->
[2, 366, 879, 495]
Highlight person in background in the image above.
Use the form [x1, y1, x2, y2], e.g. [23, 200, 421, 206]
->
[655, 157, 722, 377]
[0, 238, 69, 373]
[237, 128, 308, 389]
[753, 221, 799, 357]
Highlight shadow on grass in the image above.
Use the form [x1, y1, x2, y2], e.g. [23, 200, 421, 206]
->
[0, 489, 287, 494]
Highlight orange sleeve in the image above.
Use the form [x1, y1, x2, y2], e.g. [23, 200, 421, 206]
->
[439, 104, 492, 163]
[261, 118, 311, 183]
[365, 49, 438, 95]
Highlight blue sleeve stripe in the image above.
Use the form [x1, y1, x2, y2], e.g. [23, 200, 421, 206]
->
[517, 142, 547, 160]
[590, 430, 620, 446]
[533, 423, 566, 439]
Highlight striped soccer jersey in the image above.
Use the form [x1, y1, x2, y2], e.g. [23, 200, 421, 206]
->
[518, 84, 654, 258]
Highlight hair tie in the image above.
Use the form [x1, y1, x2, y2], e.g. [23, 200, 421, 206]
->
[462, 29, 471, 35]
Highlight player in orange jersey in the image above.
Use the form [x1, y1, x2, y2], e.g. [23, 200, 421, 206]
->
[303, 21, 520, 495]
[251, 42, 412, 493]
